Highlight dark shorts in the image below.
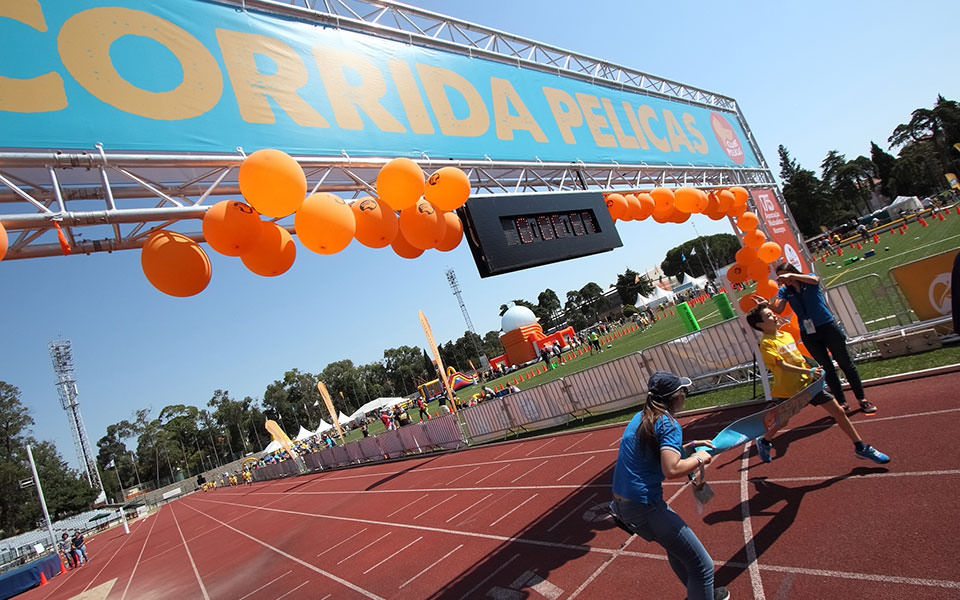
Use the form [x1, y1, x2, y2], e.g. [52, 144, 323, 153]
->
[774, 389, 833, 407]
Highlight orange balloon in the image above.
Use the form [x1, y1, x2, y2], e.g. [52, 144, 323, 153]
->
[650, 187, 675, 211]
[377, 158, 424, 211]
[739, 295, 758, 313]
[352, 196, 398, 248]
[781, 316, 802, 340]
[0, 222, 7, 261]
[728, 202, 748, 219]
[779, 299, 794, 318]
[398, 199, 444, 250]
[757, 241, 782, 263]
[747, 259, 770, 282]
[140, 230, 211, 297]
[668, 207, 690, 223]
[202, 200, 262, 257]
[238, 149, 306, 218]
[605, 193, 628, 221]
[742, 229, 766, 248]
[695, 189, 710, 213]
[726, 263, 748, 284]
[295, 193, 356, 255]
[730, 186, 749, 205]
[735, 246, 757, 265]
[436, 211, 463, 252]
[390, 227, 424, 259]
[242, 221, 296, 277]
[717, 189, 734, 213]
[755, 278, 778, 298]
[636, 193, 655, 220]
[424, 167, 470, 211]
[673, 187, 700, 213]
[624, 194, 643, 221]
[737, 211, 759, 231]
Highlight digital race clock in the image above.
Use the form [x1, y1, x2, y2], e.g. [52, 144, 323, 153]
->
[459, 191, 622, 277]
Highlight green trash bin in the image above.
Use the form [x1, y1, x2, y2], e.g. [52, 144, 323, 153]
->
[712, 292, 736, 320]
[676, 302, 701, 332]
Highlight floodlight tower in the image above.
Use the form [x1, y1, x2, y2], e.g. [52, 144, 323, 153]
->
[445, 268, 487, 368]
[49, 339, 103, 493]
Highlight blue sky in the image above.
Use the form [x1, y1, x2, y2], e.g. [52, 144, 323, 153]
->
[2, 0, 957, 469]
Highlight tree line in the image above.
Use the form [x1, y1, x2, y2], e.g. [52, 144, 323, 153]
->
[780, 95, 960, 236]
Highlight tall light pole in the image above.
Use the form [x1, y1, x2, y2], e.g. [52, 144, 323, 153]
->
[25, 445, 57, 552]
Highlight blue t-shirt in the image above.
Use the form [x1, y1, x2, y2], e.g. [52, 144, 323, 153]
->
[612, 412, 683, 503]
[776, 273, 834, 327]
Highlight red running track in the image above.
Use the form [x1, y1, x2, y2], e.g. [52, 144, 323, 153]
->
[21, 371, 960, 599]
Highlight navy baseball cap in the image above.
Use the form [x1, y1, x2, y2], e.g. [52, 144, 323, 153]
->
[647, 371, 692, 398]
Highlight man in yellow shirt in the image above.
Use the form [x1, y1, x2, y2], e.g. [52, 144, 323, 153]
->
[746, 304, 890, 464]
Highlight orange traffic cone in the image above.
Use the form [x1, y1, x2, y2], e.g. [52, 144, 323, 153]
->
[856, 242, 862, 249]
[59, 559, 67, 575]
[938, 212, 945, 221]
[40, 572, 48, 586]
[873, 233, 879, 244]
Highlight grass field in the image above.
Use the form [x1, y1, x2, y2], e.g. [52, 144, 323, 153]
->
[342, 210, 960, 444]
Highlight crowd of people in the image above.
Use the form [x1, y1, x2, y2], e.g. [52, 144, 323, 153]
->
[57, 530, 88, 569]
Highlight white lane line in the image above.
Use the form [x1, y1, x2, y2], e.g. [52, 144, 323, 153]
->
[337, 532, 392, 565]
[741, 444, 766, 600]
[510, 460, 548, 484]
[475, 465, 510, 485]
[668, 468, 960, 486]
[275, 581, 309, 600]
[546, 492, 598, 533]
[170, 505, 211, 600]
[114, 505, 161, 599]
[608, 436, 622, 447]
[398, 544, 463, 590]
[557, 456, 595, 481]
[489, 494, 539, 527]
[236, 570, 292, 600]
[414, 494, 456, 519]
[568, 532, 637, 599]
[525, 438, 555, 457]
[181, 502, 384, 600]
[317, 528, 368, 557]
[386, 494, 428, 518]
[445, 494, 493, 523]
[362, 537, 423, 575]
[320, 594, 331, 600]
[445, 467, 480, 486]
[190, 495, 960, 589]
[458, 553, 520, 600]
[565, 435, 589, 452]
[492, 446, 519, 461]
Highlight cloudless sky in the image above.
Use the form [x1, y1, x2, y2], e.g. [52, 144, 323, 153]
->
[2, 0, 956, 470]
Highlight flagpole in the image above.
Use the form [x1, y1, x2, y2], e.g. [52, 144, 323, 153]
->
[112, 459, 125, 503]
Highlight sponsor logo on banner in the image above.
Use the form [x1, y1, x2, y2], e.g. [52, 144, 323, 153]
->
[709, 112, 745, 165]
[889, 250, 955, 320]
[750, 188, 806, 272]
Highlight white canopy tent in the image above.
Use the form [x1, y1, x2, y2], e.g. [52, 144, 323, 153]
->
[295, 426, 316, 441]
[337, 411, 352, 425]
[315, 419, 333, 434]
[262, 440, 282, 454]
[887, 196, 922, 213]
[640, 285, 676, 307]
[349, 397, 408, 420]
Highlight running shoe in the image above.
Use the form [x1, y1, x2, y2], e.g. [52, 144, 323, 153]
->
[855, 444, 890, 464]
[755, 437, 773, 463]
[859, 400, 878, 414]
[714, 586, 731, 600]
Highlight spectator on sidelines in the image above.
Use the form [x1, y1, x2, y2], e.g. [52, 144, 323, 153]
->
[72, 531, 89, 564]
[59, 533, 77, 568]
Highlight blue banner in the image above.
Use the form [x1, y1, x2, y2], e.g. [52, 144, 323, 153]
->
[0, 0, 759, 167]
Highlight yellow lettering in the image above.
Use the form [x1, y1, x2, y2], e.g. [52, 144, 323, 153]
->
[388, 60, 434, 134]
[601, 98, 638, 149]
[683, 113, 708, 154]
[620, 101, 650, 150]
[542, 87, 582, 144]
[417, 64, 488, 137]
[637, 105, 670, 153]
[575, 93, 616, 148]
[58, 7, 221, 120]
[490, 77, 547, 142]
[313, 46, 404, 132]
[663, 110, 694, 153]
[0, 0, 67, 113]
[216, 29, 327, 127]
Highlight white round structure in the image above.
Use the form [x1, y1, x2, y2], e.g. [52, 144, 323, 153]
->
[500, 305, 538, 332]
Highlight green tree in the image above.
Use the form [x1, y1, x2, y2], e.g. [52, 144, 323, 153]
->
[0, 382, 34, 535]
[537, 289, 562, 330]
[779, 145, 834, 236]
[382, 345, 430, 396]
[870, 141, 897, 200]
[578, 282, 604, 322]
[613, 269, 653, 306]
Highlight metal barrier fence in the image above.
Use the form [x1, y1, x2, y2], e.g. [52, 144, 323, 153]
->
[250, 414, 465, 482]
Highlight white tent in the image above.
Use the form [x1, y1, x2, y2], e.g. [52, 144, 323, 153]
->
[337, 411, 352, 425]
[887, 196, 922, 213]
[641, 285, 675, 306]
[262, 440, 282, 453]
[315, 419, 333, 434]
[295, 426, 315, 441]
[349, 397, 408, 420]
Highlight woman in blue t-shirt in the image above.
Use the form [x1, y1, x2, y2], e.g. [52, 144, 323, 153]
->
[765, 262, 877, 414]
[610, 371, 728, 600]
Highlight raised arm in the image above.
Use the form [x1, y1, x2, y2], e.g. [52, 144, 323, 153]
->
[660, 447, 713, 479]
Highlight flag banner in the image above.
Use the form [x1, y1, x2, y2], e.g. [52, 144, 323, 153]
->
[690, 246, 697, 256]
[317, 381, 344, 442]
[419, 310, 458, 412]
[104, 459, 115, 469]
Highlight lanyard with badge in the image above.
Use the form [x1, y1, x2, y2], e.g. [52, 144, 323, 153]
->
[787, 280, 817, 335]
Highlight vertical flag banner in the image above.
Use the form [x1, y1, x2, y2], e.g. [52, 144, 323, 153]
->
[750, 188, 807, 272]
[419, 310, 458, 412]
[317, 381, 344, 443]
